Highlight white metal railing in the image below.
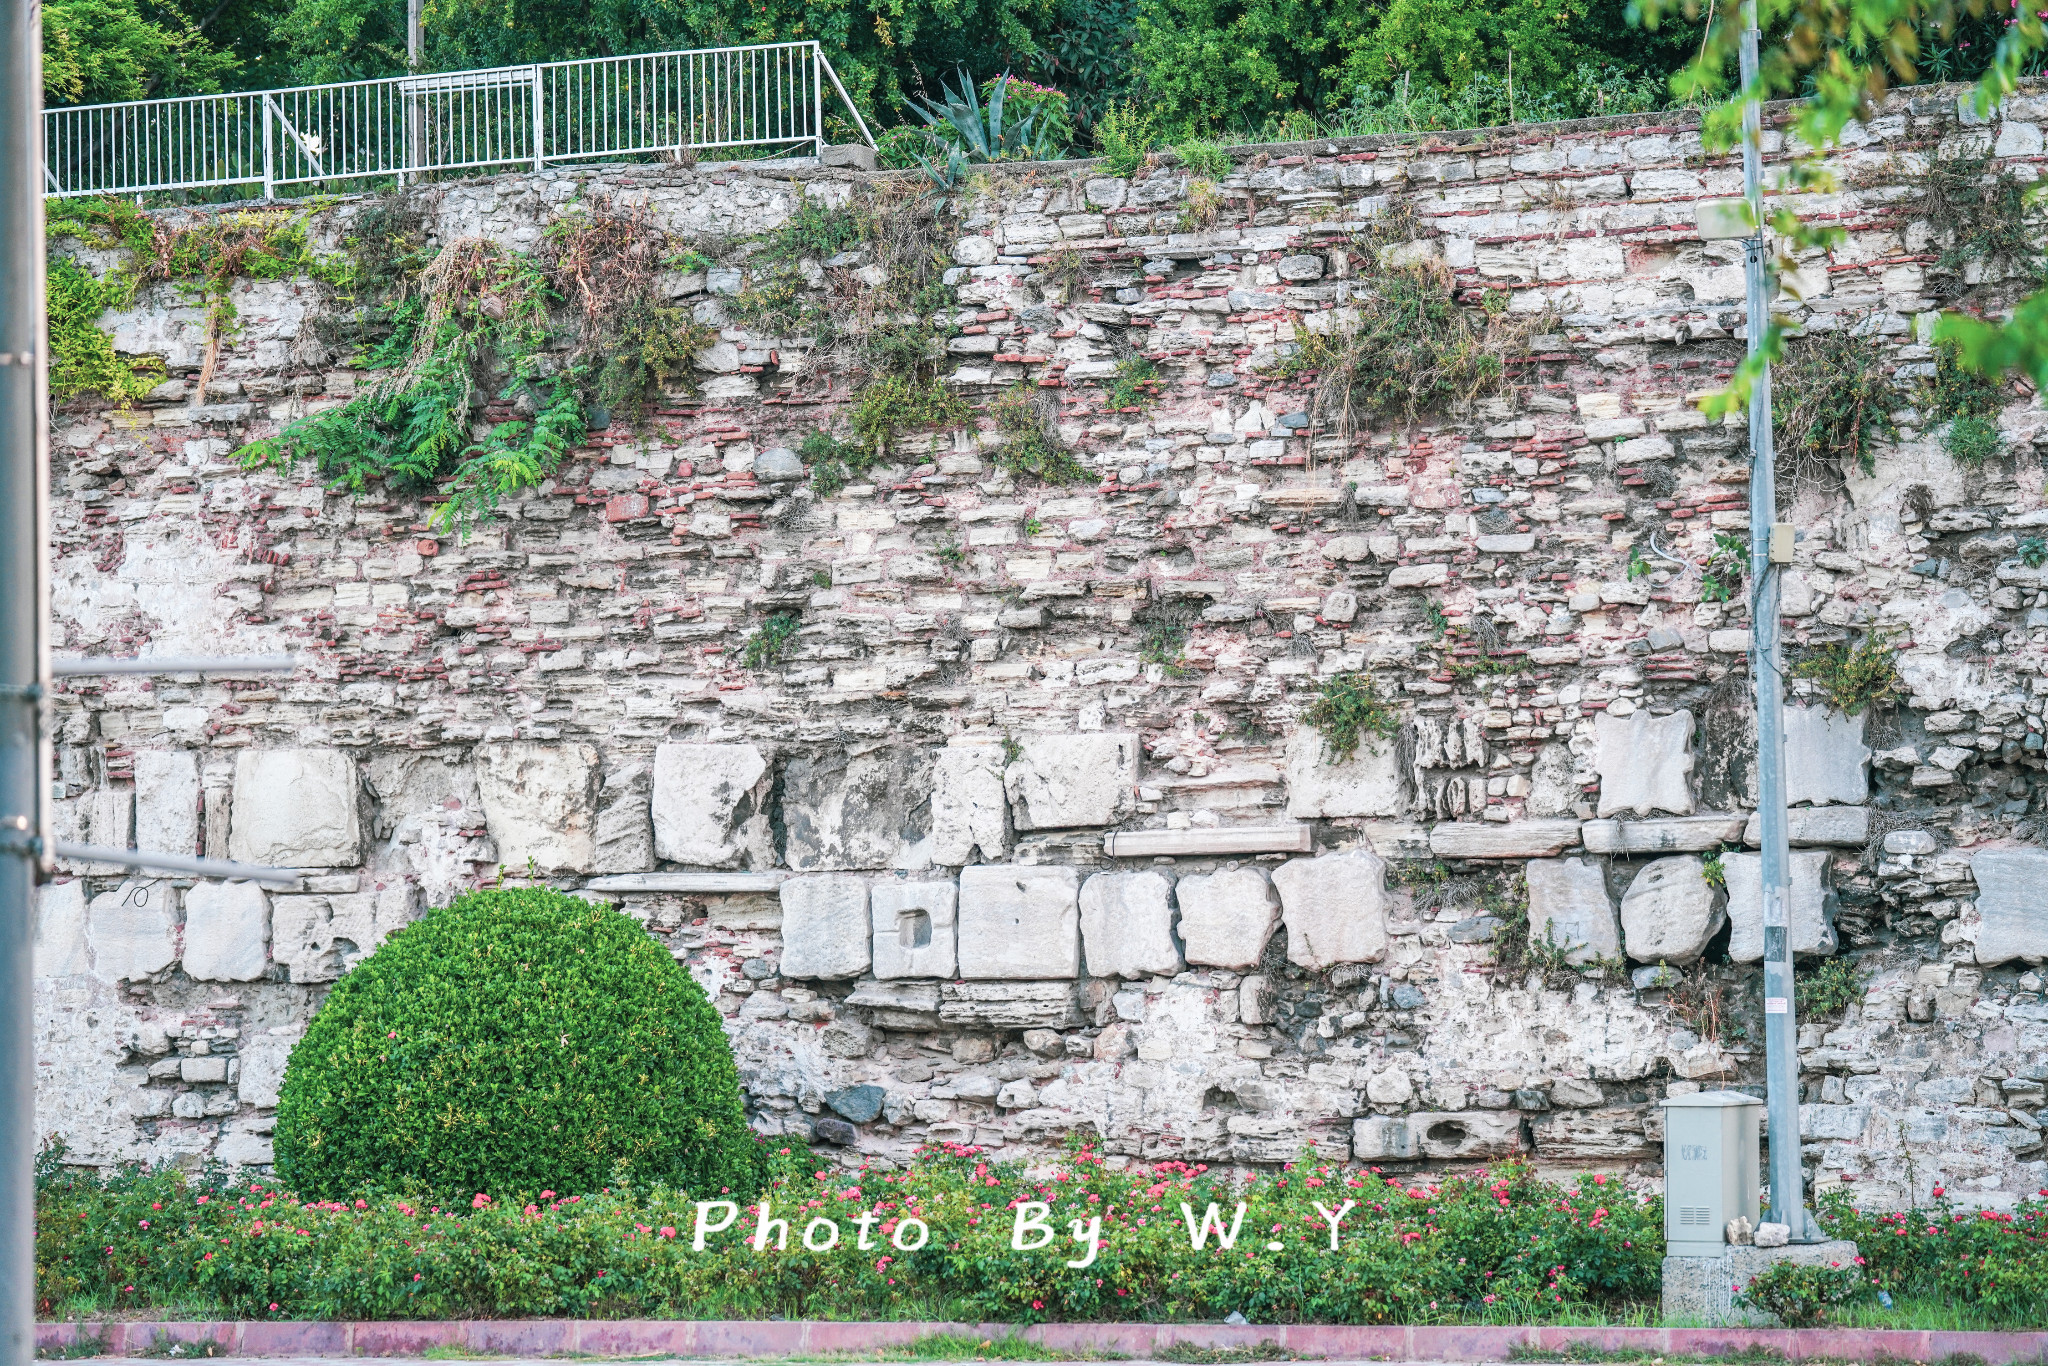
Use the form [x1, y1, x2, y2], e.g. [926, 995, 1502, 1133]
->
[43, 40, 875, 199]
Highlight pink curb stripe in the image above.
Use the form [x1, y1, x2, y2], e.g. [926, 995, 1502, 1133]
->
[33, 1320, 2048, 1362]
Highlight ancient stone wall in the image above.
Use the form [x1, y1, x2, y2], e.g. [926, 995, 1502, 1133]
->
[33, 82, 2048, 1213]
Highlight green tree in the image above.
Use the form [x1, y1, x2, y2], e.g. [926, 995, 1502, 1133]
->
[43, 0, 239, 105]
[1133, 0, 1376, 132]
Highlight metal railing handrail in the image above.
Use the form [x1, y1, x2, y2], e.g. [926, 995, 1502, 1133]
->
[43, 39, 873, 200]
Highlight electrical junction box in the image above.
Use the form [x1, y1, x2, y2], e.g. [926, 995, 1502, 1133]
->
[1769, 523, 1795, 564]
[1661, 1090, 1762, 1257]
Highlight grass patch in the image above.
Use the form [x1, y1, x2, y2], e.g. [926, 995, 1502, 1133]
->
[1774, 323, 1898, 484]
[36, 1331, 108, 1361]
[1155, 1347, 1309, 1364]
[1301, 670, 1398, 760]
[807, 1336, 1121, 1363]
[1792, 626, 1903, 717]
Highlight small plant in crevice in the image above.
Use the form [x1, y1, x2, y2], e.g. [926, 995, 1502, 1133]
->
[1302, 670, 1398, 761]
[1178, 178, 1223, 231]
[1174, 139, 1232, 180]
[2020, 536, 2048, 569]
[1135, 599, 1200, 679]
[799, 429, 868, 498]
[1699, 530, 1749, 603]
[990, 388, 1090, 484]
[935, 539, 968, 568]
[1626, 542, 1652, 581]
[1793, 625, 1904, 717]
[850, 372, 970, 462]
[1000, 732, 1023, 765]
[541, 208, 716, 424]
[1906, 152, 2046, 301]
[1797, 956, 1864, 1018]
[1489, 873, 1584, 990]
[741, 613, 802, 670]
[1929, 337, 2008, 466]
[1105, 355, 1162, 411]
[1774, 323, 1899, 485]
[1094, 100, 1158, 177]
[1702, 847, 1728, 890]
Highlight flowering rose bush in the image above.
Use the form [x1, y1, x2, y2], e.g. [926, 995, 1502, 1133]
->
[36, 1140, 1661, 1323]
[1821, 1185, 2048, 1321]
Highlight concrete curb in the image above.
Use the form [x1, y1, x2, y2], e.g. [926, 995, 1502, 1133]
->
[34, 1320, 2048, 1361]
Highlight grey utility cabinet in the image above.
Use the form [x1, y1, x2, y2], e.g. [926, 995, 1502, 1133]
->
[1661, 1090, 1762, 1257]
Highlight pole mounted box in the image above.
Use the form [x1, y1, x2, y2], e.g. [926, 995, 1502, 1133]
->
[1661, 1090, 1763, 1257]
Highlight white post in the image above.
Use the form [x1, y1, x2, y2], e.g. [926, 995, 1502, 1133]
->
[532, 65, 544, 172]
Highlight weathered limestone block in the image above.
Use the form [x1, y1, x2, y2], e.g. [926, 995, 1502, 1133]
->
[271, 888, 415, 983]
[957, 865, 1080, 979]
[87, 880, 177, 981]
[652, 742, 771, 867]
[34, 881, 89, 978]
[1271, 849, 1389, 969]
[1429, 819, 1582, 859]
[1285, 730, 1406, 819]
[1583, 814, 1746, 854]
[1725, 850, 1836, 961]
[134, 750, 200, 857]
[781, 744, 933, 870]
[938, 981, 1086, 1028]
[1409, 1111, 1524, 1160]
[181, 881, 270, 982]
[1974, 848, 2048, 965]
[475, 742, 599, 873]
[1526, 856, 1621, 964]
[931, 744, 1010, 865]
[778, 874, 872, 980]
[229, 749, 361, 867]
[871, 879, 957, 979]
[214, 1118, 276, 1167]
[1532, 1109, 1654, 1160]
[1741, 805, 1870, 847]
[1594, 709, 1695, 817]
[847, 979, 943, 1028]
[1078, 870, 1182, 978]
[1620, 856, 1723, 963]
[1784, 706, 1870, 807]
[1353, 1115, 1418, 1160]
[1176, 867, 1280, 969]
[236, 1026, 301, 1108]
[592, 762, 653, 874]
[1004, 733, 1138, 829]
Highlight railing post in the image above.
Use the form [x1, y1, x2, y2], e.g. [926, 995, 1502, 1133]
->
[531, 65, 544, 172]
[261, 97, 274, 200]
[812, 43, 824, 158]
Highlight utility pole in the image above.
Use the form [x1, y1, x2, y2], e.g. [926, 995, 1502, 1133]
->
[1737, 0, 1811, 1241]
[0, 0, 46, 1360]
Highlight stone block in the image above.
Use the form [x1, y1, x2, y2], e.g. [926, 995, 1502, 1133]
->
[236, 1026, 300, 1108]
[652, 742, 771, 867]
[1428, 819, 1582, 859]
[1661, 1241, 1862, 1325]
[134, 750, 199, 857]
[593, 762, 653, 875]
[1531, 1110, 1654, 1159]
[1583, 814, 1746, 854]
[476, 742, 599, 874]
[957, 865, 1080, 979]
[271, 888, 415, 983]
[87, 880, 178, 982]
[1742, 805, 1871, 847]
[1594, 709, 1695, 817]
[1353, 1115, 1418, 1160]
[870, 879, 957, 979]
[781, 744, 933, 870]
[1620, 855, 1723, 964]
[1526, 856, 1621, 964]
[1784, 706, 1870, 807]
[181, 881, 270, 982]
[229, 749, 361, 868]
[1271, 849, 1390, 969]
[1974, 848, 2048, 965]
[938, 981, 1086, 1028]
[1078, 870, 1182, 978]
[1004, 733, 1138, 830]
[778, 874, 871, 980]
[1176, 867, 1280, 970]
[1725, 850, 1835, 961]
[34, 881, 89, 978]
[1285, 730, 1406, 819]
[931, 744, 1010, 864]
[1408, 1111, 1523, 1160]
[847, 979, 942, 1028]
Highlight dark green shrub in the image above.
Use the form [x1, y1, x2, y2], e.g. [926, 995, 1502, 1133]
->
[274, 888, 760, 1201]
[1732, 1258, 1868, 1326]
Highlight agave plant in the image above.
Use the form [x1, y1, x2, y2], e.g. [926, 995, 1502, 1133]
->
[910, 69, 1058, 164]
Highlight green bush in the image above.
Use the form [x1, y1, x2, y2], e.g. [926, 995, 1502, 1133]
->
[273, 888, 761, 1201]
[1732, 1258, 1868, 1327]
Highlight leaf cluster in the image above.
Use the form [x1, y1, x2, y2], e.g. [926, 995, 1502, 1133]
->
[1302, 669, 1398, 761]
[1793, 625, 1903, 717]
[990, 388, 1091, 483]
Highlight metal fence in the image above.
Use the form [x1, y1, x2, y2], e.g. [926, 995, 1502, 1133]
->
[43, 40, 875, 200]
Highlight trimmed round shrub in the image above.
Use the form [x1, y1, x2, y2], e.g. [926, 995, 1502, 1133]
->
[274, 887, 760, 1199]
